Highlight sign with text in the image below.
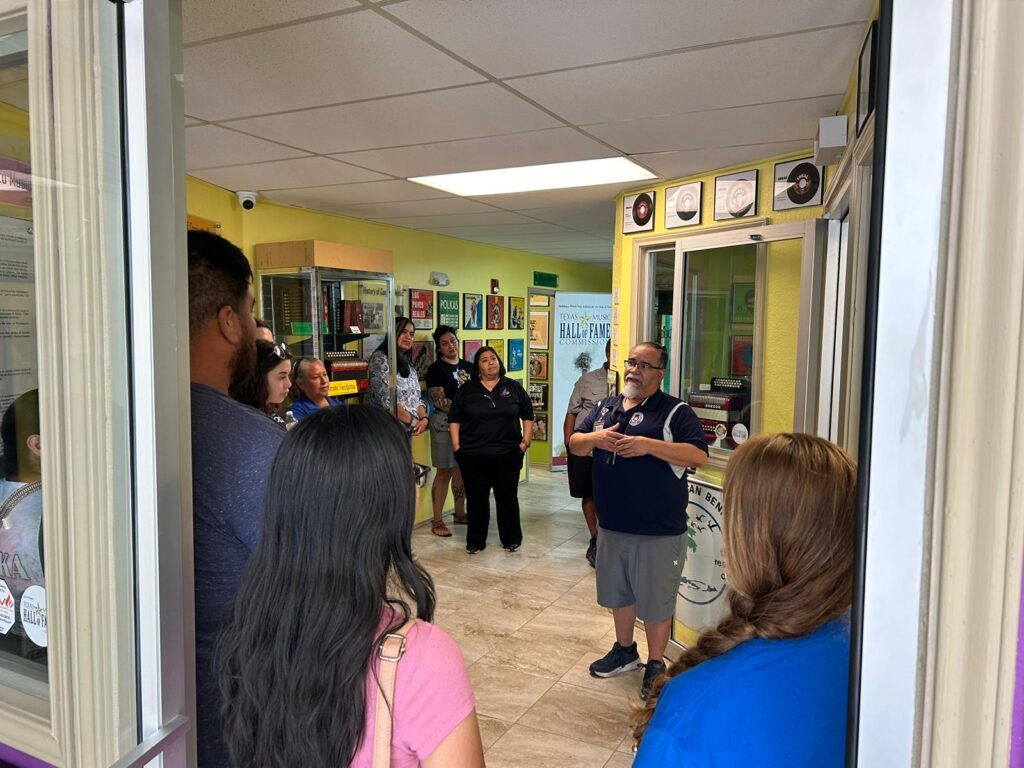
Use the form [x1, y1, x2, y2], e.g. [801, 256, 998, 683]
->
[674, 479, 728, 646]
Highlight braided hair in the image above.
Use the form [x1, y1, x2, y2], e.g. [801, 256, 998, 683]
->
[632, 432, 857, 745]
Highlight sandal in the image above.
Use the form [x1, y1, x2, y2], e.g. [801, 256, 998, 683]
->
[431, 521, 452, 537]
[453, 514, 468, 525]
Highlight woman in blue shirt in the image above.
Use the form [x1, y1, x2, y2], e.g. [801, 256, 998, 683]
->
[633, 432, 857, 768]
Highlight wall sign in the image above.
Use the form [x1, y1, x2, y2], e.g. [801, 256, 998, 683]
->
[408, 288, 434, 329]
[437, 291, 459, 327]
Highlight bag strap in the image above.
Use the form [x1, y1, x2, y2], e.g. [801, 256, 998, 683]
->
[372, 618, 417, 768]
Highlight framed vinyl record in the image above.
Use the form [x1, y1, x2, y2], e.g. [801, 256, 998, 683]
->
[773, 158, 824, 211]
[714, 170, 758, 221]
[623, 190, 656, 233]
[665, 182, 702, 228]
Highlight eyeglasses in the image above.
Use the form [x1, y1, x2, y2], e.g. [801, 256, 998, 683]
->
[268, 342, 289, 359]
[623, 358, 664, 372]
[413, 464, 431, 485]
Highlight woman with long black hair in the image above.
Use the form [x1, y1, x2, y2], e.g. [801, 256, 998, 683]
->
[449, 346, 534, 554]
[368, 316, 428, 437]
[229, 339, 293, 425]
[217, 406, 484, 768]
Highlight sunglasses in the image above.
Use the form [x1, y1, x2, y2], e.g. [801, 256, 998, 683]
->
[413, 464, 431, 486]
[268, 342, 289, 359]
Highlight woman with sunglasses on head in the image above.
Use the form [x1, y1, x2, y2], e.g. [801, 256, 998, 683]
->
[230, 339, 293, 425]
[369, 316, 428, 439]
[448, 346, 534, 554]
[424, 325, 473, 537]
[218, 406, 484, 768]
[631, 433, 857, 767]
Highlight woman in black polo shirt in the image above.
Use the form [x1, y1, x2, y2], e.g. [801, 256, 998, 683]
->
[449, 346, 534, 554]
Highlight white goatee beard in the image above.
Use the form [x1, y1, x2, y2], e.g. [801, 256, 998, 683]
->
[622, 380, 643, 399]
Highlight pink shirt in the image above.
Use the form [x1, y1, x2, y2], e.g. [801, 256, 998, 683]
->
[351, 620, 475, 767]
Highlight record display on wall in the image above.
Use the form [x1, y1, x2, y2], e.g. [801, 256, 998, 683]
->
[665, 181, 703, 228]
[773, 158, 824, 211]
[623, 190, 656, 233]
[714, 170, 758, 221]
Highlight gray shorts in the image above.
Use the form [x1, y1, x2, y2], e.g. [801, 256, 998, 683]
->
[595, 527, 686, 623]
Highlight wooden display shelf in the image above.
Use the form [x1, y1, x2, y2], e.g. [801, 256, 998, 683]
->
[255, 239, 393, 274]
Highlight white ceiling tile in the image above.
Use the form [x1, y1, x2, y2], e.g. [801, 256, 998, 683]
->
[183, 11, 483, 120]
[516, 202, 617, 227]
[262, 179, 449, 208]
[386, 0, 870, 78]
[182, 0, 360, 45]
[631, 141, 812, 180]
[321, 197, 502, 218]
[186, 124, 310, 169]
[227, 84, 561, 155]
[330, 127, 613, 177]
[585, 95, 840, 155]
[424, 222, 572, 237]
[369, 211, 538, 227]
[467, 182, 640, 212]
[511, 27, 862, 125]
[191, 156, 390, 191]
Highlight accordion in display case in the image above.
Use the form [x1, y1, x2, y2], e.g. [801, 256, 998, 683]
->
[325, 350, 370, 392]
[688, 377, 751, 450]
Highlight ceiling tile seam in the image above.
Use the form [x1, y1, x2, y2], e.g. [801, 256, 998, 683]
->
[499, 19, 869, 82]
[354, 0, 640, 170]
[634, 137, 818, 157]
[187, 154, 403, 177]
[579, 92, 847, 129]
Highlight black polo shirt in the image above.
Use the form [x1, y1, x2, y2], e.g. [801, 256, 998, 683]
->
[575, 389, 708, 536]
[449, 377, 534, 457]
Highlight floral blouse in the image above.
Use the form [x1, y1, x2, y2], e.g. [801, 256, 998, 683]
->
[368, 349, 426, 432]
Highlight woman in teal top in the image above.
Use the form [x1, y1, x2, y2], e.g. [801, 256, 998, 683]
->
[633, 433, 857, 767]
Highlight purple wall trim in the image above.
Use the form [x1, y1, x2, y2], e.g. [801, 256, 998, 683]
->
[0, 742, 55, 768]
[1012, 557, 1024, 767]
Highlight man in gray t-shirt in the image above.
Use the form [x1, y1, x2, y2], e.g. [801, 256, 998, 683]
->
[187, 230, 284, 768]
[563, 340, 610, 567]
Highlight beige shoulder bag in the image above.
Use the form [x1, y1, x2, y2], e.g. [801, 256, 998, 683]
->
[372, 618, 417, 768]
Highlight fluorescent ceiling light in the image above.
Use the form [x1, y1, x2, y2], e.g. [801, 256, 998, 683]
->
[410, 157, 656, 196]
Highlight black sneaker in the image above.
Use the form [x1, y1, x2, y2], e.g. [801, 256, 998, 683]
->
[585, 535, 597, 568]
[589, 642, 641, 678]
[504, 542, 521, 552]
[466, 545, 483, 554]
[640, 659, 667, 700]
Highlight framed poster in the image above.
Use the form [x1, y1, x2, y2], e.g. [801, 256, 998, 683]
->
[528, 351, 549, 380]
[362, 302, 385, 331]
[529, 311, 549, 350]
[437, 291, 460, 327]
[730, 283, 755, 324]
[508, 296, 525, 330]
[508, 338, 524, 371]
[533, 412, 548, 442]
[463, 293, 483, 330]
[410, 341, 435, 381]
[463, 339, 483, 361]
[486, 338, 505, 361]
[730, 335, 753, 376]
[773, 158, 823, 211]
[528, 382, 548, 411]
[409, 288, 434, 330]
[530, 294, 551, 307]
[623, 191, 656, 233]
[857, 21, 877, 136]
[714, 169, 758, 221]
[486, 294, 505, 330]
[665, 181, 702, 228]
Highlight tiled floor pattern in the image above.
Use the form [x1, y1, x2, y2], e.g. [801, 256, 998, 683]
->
[411, 470, 644, 768]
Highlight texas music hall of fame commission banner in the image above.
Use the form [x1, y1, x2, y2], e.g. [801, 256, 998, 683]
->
[550, 292, 610, 469]
[0, 216, 37, 414]
[673, 478, 728, 648]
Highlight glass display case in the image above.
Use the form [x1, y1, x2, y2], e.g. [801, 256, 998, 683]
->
[258, 266, 396, 405]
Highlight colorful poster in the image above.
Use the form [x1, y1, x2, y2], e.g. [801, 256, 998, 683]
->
[508, 296, 525, 329]
[0, 216, 37, 415]
[508, 338, 524, 371]
[528, 352, 548, 380]
[529, 311, 549, 350]
[410, 341, 435, 381]
[673, 479, 727, 647]
[463, 339, 483, 362]
[464, 293, 483, 330]
[551, 292, 611, 466]
[409, 288, 434, 329]
[486, 294, 504, 330]
[438, 291, 460, 327]
[533, 412, 548, 442]
[486, 338, 505, 362]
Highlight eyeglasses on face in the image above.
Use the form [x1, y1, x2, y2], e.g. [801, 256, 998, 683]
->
[623, 358, 665, 372]
[268, 342, 289, 359]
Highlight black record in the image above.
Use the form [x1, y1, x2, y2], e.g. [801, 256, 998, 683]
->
[676, 188, 698, 221]
[632, 193, 653, 226]
[726, 182, 754, 218]
[786, 162, 821, 205]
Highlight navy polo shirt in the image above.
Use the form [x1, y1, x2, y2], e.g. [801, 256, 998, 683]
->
[575, 389, 708, 536]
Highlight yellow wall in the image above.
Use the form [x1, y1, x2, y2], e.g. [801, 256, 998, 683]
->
[186, 177, 612, 522]
[611, 149, 823, 485]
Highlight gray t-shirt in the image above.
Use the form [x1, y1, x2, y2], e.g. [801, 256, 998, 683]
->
[568, 365, 611, 416]
[191, 383, 284, 768]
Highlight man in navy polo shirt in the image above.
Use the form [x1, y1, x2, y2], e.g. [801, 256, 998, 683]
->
[569, 341, 708, 700]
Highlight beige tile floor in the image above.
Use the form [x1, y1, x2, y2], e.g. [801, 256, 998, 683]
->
[411, 469, 647, 768]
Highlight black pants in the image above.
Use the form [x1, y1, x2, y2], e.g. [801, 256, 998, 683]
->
[456, 449, 524, 550]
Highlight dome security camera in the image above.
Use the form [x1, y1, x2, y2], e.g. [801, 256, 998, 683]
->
[237, 191, 258, 210]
